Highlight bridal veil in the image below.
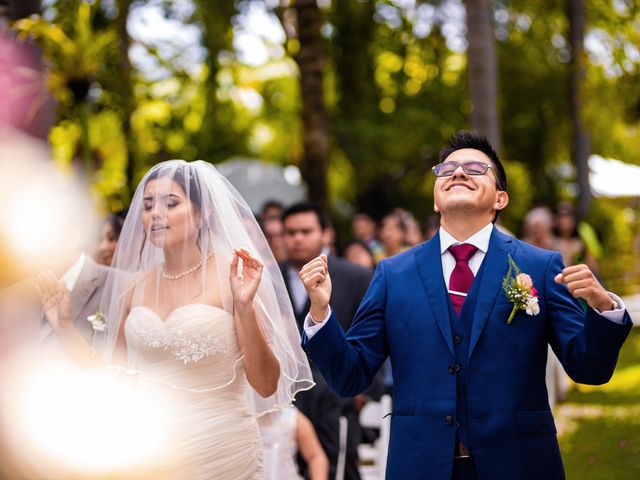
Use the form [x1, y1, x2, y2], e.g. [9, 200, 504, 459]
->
[94, 160, 314, 415]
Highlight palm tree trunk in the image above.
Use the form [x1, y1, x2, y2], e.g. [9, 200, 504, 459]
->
[568, 0, 591, 219]
[465, 0, 500, 150]
[295, 0, 329, 210]
[115, 0, 136, 198]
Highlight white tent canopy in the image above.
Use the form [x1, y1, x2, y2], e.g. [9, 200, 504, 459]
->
[217, 158, 306, 213]
[589, 154, 640, 197]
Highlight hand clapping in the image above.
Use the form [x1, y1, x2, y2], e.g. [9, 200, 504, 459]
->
[34, 270, 73, 331]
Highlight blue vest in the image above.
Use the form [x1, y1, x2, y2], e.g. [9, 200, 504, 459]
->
[448, 260, 486, 450]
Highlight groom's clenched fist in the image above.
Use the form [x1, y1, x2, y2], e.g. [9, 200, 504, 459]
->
[554, 264, 617, 312]
[300, 254, 331, 323]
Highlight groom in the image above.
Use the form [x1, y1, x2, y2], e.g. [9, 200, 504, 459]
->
[299, 131, 633, 480]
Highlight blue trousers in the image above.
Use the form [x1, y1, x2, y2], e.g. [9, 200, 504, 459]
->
[451, 457, 479, 480]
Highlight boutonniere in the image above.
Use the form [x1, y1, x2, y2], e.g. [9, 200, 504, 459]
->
[502, 255, 540, 325]
[87, 308, 107, 333]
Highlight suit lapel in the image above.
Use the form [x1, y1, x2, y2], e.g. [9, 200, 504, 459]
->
[71, 257, 101, 323]
[416, 233, 454, 356]
[468, 228, 516, 360]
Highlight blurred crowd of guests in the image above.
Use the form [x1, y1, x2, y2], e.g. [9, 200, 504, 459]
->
[260, 200, 599, 280]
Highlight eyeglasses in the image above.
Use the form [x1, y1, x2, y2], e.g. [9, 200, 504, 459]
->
[432, 161, 493, 177]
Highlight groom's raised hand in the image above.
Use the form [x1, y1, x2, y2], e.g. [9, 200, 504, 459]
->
[299, 254, 331, 323]
[554, 264, 617, 312]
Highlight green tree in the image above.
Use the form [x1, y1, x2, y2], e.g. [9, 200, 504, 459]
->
[465, 0, 500, 149]
[567, 0, 591, 219]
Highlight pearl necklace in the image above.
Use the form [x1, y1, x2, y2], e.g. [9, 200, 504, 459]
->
[161, 252, 213, 280]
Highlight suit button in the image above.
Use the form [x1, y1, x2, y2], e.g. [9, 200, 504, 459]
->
[456, 421, 461, 429]
[454, 335, 463, 344]
[455, 364, 461, 372]
[445, 415, 453, 426]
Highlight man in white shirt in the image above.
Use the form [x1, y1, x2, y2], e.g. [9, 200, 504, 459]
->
[298, 131, 632, 480]
[40, 253, 109, 351]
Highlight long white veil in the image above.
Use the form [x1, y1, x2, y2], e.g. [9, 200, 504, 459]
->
[94, 160, 314, 415]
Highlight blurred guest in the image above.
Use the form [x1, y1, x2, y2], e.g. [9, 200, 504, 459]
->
[521, 206, 555, 250]
[323, 219, 338, 256]
[259, 407, 329, 480]
[379, 211, 409, 258]
[553, 201, 599, 272]
[261, 199, 285, 221]
[94, 212, 126, 266]
[351, 213, 384, 261]
[260, 200, 288, 262]
[262, 216, 288, 263]
[396, 209, 423, 246]
[342, 241, 375, 270]
[280, 202, 372, 480]
[521, 206, 567, 406]
[422, 214, 441, 241]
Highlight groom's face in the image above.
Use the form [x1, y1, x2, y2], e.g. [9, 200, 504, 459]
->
[433, 148, 507, 219]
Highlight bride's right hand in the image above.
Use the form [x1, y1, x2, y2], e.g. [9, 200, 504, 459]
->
[35, 271, 73, 331]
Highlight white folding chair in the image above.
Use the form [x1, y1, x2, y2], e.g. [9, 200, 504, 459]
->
[358, 395, 392, 480]
[336, 415, 348, 480]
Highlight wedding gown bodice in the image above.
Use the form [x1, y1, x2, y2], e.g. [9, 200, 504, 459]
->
[125, 303, 262, 479]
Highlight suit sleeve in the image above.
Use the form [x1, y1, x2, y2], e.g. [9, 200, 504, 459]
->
[303, 261, 389, 397]
[545, 252, 632, 385]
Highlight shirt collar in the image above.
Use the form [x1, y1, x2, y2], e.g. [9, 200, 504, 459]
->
[439, 223, 494, 255]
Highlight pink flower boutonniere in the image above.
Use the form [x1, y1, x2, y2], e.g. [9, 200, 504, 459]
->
[502, 256, 540, 325]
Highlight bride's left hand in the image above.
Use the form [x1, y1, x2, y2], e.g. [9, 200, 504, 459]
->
[230, 248, 263, 306]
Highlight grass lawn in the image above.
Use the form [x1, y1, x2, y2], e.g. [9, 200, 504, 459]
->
[557, 328, 640, 479]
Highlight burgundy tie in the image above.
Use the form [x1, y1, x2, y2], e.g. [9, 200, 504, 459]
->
[448, 243, 478, 315]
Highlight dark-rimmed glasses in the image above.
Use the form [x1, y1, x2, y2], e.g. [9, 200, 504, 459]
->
[432, 161, 493, 177]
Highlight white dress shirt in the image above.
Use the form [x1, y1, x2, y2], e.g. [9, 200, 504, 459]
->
[40, 252, 86, 341]
[305, 224, 626, 337]
[61, 252, 86, 292]
[287, 264, 309, 314]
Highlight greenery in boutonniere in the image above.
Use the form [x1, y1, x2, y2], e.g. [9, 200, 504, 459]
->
[502, 255, 540, 325]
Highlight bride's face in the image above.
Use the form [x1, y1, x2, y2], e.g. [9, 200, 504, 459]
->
[141, 177, 201, 249]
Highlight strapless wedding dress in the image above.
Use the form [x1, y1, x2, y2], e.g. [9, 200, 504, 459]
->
[125, 303, 263, 480]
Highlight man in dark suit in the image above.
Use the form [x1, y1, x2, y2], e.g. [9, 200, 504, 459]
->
[280, 202, 372, 480]
[299, 132, 632, 480]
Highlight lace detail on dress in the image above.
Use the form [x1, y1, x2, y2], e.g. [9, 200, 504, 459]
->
[139, 327, 227, 364]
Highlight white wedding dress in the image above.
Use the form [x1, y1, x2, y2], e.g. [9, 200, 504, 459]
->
[125, 303, 263, 480]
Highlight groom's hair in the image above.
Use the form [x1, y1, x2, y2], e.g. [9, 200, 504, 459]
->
[282, 202, 329, 230]
[439, 130, 507, 193]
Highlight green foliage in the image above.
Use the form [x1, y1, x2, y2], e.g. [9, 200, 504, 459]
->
[14, 2, 118, 106]
[585, 199, 639, 294]
[499, 160, 534, 234]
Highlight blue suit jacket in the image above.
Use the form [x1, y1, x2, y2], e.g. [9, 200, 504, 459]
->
[303, 228, 632, 480]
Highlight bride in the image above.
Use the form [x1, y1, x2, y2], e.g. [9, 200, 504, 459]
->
[36, 160, 314, 479]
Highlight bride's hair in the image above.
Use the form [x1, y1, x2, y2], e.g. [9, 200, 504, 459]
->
[144, 164, 203, 211]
